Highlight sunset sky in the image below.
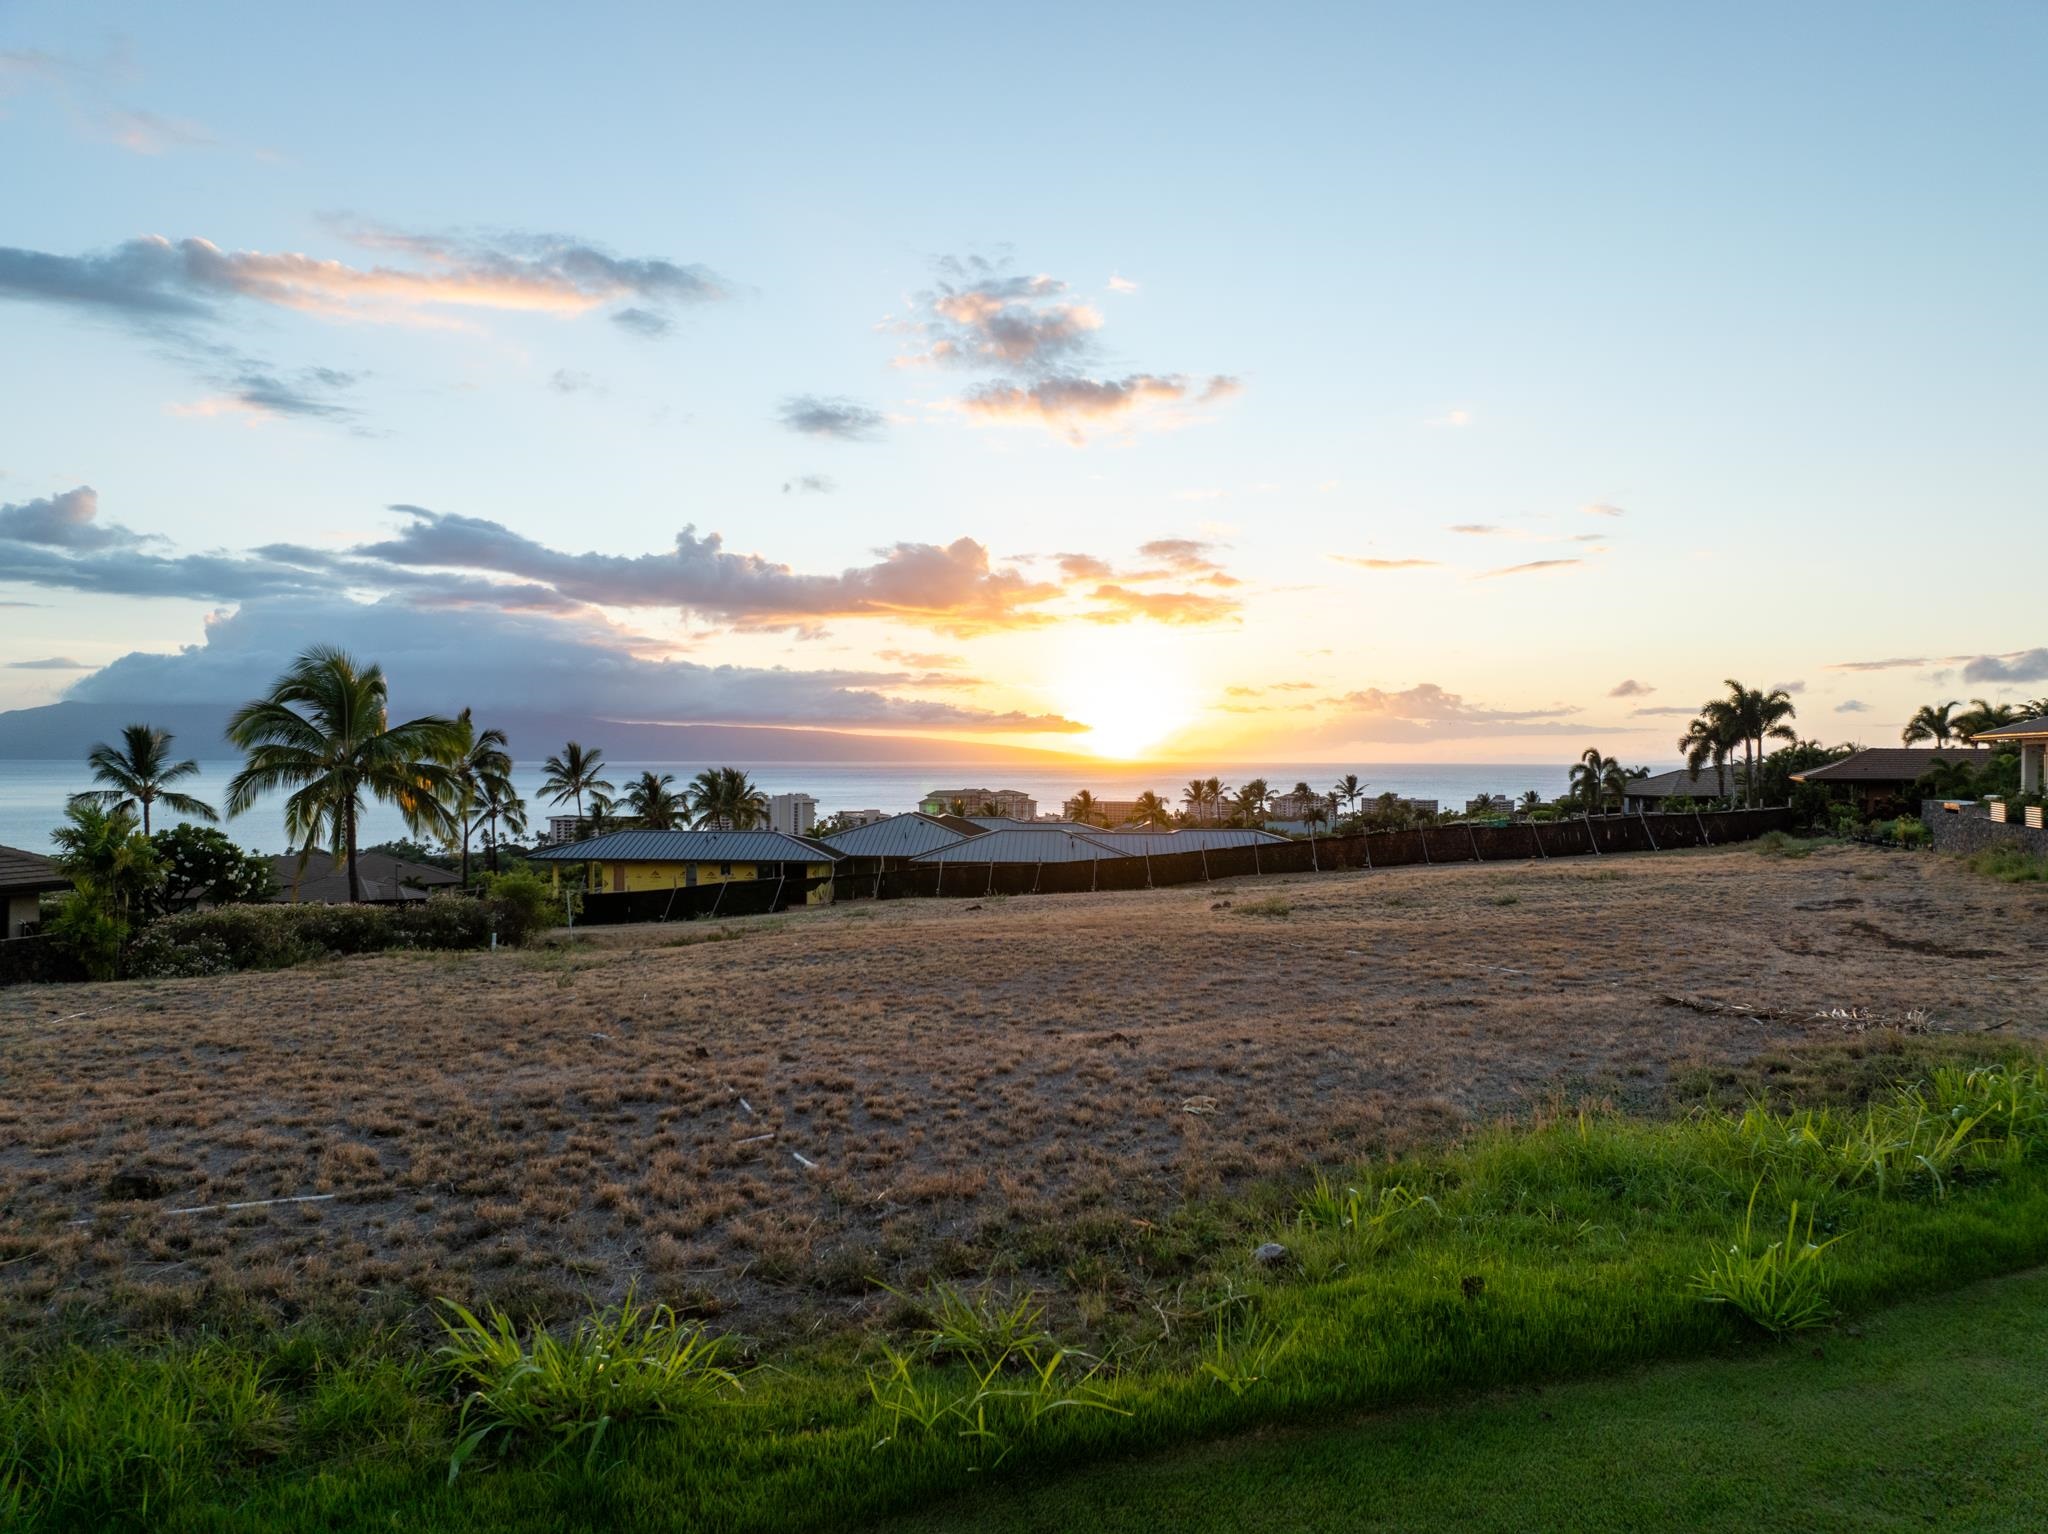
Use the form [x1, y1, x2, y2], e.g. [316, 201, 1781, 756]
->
[3, 3, 2044, 763]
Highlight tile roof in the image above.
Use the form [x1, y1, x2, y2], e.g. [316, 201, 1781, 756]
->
[0, 843, 70, 895]
[267, 851, 459, 905]
[1790, 747, 1976, 783]
[1623, 767, 1737, 798]
[527, 829, 843, 864]
[909, 828, 1131, 864]
[820, 812, 975, 858]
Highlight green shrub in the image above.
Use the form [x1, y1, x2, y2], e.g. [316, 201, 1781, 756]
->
[44, 886, 128, 981]
[479, 870, 555, 946]
[1966, 846, 2048, 883]
[118, 893, 497, 978]
[1891, 816, 1930, 848]
[437, 1290, 739, 1479]
[1826, 802, 1863, 838]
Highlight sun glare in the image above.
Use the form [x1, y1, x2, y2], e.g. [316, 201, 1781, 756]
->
[1051, 629, 1202, 759]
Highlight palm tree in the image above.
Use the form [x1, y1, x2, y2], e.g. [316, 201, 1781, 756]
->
[1203, 777, 1227, 825]
[1332, 773, 1366, 819]
[687, 766, 768, 830]
[1236, 778, 1271, 826]
[1954, 698, 2019, 744]
[1678, 710, 1736, 801]
[70, 724, 216, 836]
[585, 791, 619, 835]
[539, 741, 614, 833]
[224, 646, 462, 905]
[1064, 789, 1103, 827]
[444, 709, 515, 887]
[1569, 748, 1610, 813]
[483, 782, 528, 873]
[1131, 790, 1173, 829]
[624, 770, 684, 829]
[1602, 759, 1645, 812]
[1713, 680, 1798, 808]
[1901, 701, 1960, 748]
[1181, 778, 1210, 823]
[49, 800, 162, 920]
[1519, 789, 1543, 814]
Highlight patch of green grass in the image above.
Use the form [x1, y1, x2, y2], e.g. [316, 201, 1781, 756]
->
[1753, 830, 1835, 858]
[1966, 846, 2048, 883]
[7, 1057, 2048, 1531]
[1232, 897, 1292, 919]
[886, 1265, 2048, 1533]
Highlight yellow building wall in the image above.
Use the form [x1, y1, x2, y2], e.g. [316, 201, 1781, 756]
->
[551, 860, 834, 905]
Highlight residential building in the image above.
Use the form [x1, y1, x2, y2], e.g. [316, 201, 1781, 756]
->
[529, 829, 841, 904]
[1075, 798, 1141, 826]
[836, 808, 890, 829]
[267, 851, 462, 905]
[1619, 767, 1737, 813]
[547, 814, 588, 845]
[1789, 747, 1977, 813]
[1463, 794, 1513, 818]
[919, 787, 1038, 820]
[0, 844, 70, 938]
[1269, 790, 1334, 820]
[910, 826, 1130, 864]
[767, 792, 818, 837]
[822, 811, 978, 861]
[1975, 716, 2048, 794]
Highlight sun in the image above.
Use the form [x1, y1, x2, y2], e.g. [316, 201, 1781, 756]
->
[1049, 628, 1202, 759]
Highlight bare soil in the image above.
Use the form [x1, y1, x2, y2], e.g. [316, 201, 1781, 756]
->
[1, 843, 2039, 1340]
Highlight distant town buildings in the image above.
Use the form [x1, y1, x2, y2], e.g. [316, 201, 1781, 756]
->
[547, 814, 588, 845]
[1464, 794, 1514, 817]
[768, 792, 818, 837]
[836, 808, 890, 829]
[1268, 790, 1333, 821]
[919, 787, 1038, 820]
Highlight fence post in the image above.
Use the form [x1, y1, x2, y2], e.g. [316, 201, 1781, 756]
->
[1584, 814, 1602, 855]
[985, 862, 994, 898]
[1532, 821, 1548, 858]
[1467, 824, 1482, 862]
[1422, 828, 1431, 864]
[1640, 811, 1659, 853]
[1695, 808, 1709, 846]
[1033, 860, 1043, 894]
[1362, 831, 1372, 870]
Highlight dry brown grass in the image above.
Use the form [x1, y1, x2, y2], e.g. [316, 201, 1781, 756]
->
[1, 843, 2040, 1340]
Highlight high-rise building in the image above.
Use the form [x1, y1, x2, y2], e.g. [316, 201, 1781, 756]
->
[768, 792, 818, 836]
[919, 788, 1037, 821]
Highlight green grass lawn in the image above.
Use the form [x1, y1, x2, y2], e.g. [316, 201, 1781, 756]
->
[888, 1266, 2048, 1534]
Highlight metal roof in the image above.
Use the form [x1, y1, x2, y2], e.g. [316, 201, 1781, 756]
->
[1084, 828, 1290, 854]
[820, 812, 975, 858]
[528, 829, 842, 863]
[966, 815, 1067, 830]
[909, 827, 1132, 863]
[1974, 715, 2048, 740]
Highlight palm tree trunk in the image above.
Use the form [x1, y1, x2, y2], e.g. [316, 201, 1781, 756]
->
[488, 810, 501, 873]
[141, 794, 152, 838]
[346, 800, 362, 905]
[460, 823, 471, 889]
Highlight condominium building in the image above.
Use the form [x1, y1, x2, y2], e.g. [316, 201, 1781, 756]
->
[768, 792, 818, 837]
[919, 787, 1038, 821]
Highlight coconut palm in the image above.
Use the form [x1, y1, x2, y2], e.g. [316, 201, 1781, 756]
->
[539, 741, 614, 831]
[687, 766, 768, 830]
[623, 770, 684, 829]
[70, 724, 216, 836]
[1901, 701, 1960, 748]
[585, 791, 619, 835]
[1203, 777, 1227, 824]
[1181, 778, 1210, 822]
[1064, 789, 1103, 827]
[1678, 710, 1736, 801]
[1568, 748, 1610, 812]
[1954, 698, 2019, 744]
[1332, 773, 1367, 819]
[224, 646, 462, 905]
[482, 782, 528, 873]
[1131, 790, 1174, 829]
[1603, 759, 1646, 812]
[444, 709, 515, 887]
[1235, 778, 1271, 826]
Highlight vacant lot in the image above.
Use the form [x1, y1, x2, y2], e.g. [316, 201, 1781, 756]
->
[1, 843, 2039, 1339]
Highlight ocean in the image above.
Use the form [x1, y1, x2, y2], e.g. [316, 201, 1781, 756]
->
[0, 759, 1583, 854]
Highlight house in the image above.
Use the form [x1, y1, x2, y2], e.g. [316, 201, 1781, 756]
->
[266, 851, 462, 905]
[1974, 716, 2048, 795]
[909, 826, 1131, 864]
[1789, 747, 1977, 813]
[529, 828, 842, 904]
[1268, 790, 1333, 820]
[1, 844, 70, 938]
[767, 792, 817, 836]
[1620, 766, 1737, 813]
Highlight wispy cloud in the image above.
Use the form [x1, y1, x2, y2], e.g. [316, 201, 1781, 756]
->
[1475, 557, 1584, 579]
[959, 373, 1237, 443]
[1319, 681, 1583, 742]
[779, 395, 885, 441]
[1608, 678, 1654, 697]
[781, 474, 834, 495]
[4, 656, 90, 670]
[1583, 502, 1626, 518]
[1330, 555, 1439, 570]
[1836, 699, 1871, 713]
[1825, 656, 1928, 672]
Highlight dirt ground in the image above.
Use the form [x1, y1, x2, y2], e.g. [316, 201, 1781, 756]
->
[1, 842, 2040, 1341]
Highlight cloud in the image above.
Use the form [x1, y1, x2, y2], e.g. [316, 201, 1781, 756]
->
[1825, 656, 1928, 672]
[1448, 523, 1500, 535]
[549, 368, 597, 394]
[1961, 649, 2048, 684]
[1836, 699, 1871, 713]
[1630, 706, 1699, 717]
[1608, 679, 1654, 698]
[899, 263, 1102, 370]
[1107, 274, 1139, 293]
[1056, 553, 1116, 579]
[0, 486, 148, 549]
[61, 597, 1085, 735]
[959, 373, 1236, 442]
[99, 108, 214, 155]
[1771, 680, 1806, 694]
[779, 395, 885, 441]
[781, 475, 834, 495]
[610, 307, 672, 339]
[171, 367, 361, 421]
[5, 656, 90, 669]
[1583, 503, 1626, 518]
[877, 649, 965, 669]
[1330, 555, 1439, 570]
[1320, 682, 1584, 742]
[1426, 408, 1472, 428]
[1084, 585, 1240, 625]
[1476, 558, 1584, 578]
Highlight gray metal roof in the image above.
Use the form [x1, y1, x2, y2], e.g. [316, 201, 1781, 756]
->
[821, 812, 975, 858]
[528, 829, 842, 863]
[967, 815, 1068, 830]
[909, 827, 1132, 864]
[1085, 828, 1290, 854]
[1974, 715, 2048, 740]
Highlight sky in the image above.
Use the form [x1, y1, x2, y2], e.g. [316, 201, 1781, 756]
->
[2, 1, 2045, 764]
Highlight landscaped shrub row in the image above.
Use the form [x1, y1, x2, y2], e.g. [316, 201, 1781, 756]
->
[122, 876, 555, 979]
